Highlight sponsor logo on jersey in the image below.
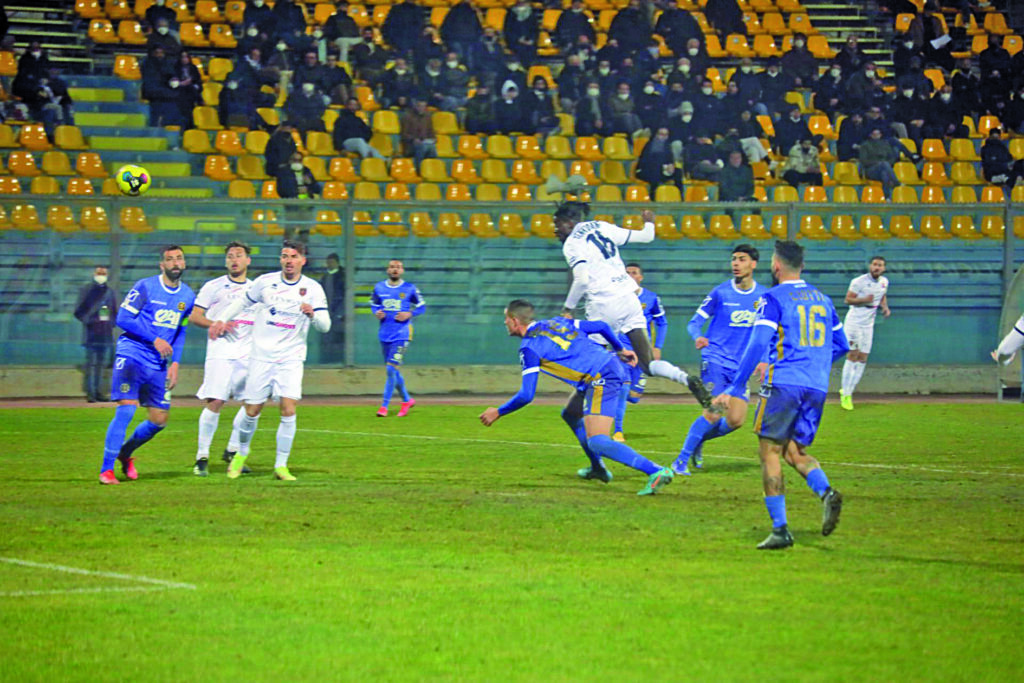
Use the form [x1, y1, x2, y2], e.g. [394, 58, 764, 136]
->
[729, 309, 758, 326]
[153, 309, 182, 329]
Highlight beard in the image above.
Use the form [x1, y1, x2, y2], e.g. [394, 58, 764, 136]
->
[164, 266, 184, 282]
[771, 270, 779, 286]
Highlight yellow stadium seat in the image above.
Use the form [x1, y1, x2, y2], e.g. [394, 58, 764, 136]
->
[0, 176, 22, 194]
[372, 110, 400, 135]
[769, 214, 788, 237]
[799, 215, 829, 239]
[889, 215, 919, 239]
[414, 183, 441, 201]
[384, 182, 411, 201]
[184, 129, 214, 154]
[859, 215, 890, 240]
[445, 183, 471, 201]
[507, 184, 533, 202]
[859, 185, 885, 204]
[47, 205, 79, 232]
[360, 157, 391, 182]
[238, 155, 269, 180]
[891, 186, 918, 204]
[227, 179, 256, 199]
[566, 161, 598, 186]
[499, 214, 528, 238]
[311, 208, 343, 236]
[807, 35, 836, 59]
[204, 155, 236, 180]
[920, 186, 947, 203]
[113, 54, 141, 80]
[651, 215, 679, 240]
[545, 136, 573, 160]
[89, 19, 117, 44]
[893, 161, 923, 186]
[625, 185, 650, 202]
[829, 214, 858, 240]
[420, 158, 452, 183]
[481, 159, 513, 183]
[984, 12, 1012, 35]
[352, 182, 380, 200]
[920, 215, 950, 238]
[435, 134, 457, 158]
[604, 137, 635, 161]
[704, 33, 727, 58]
[8, 151, 40, 177]
[52, 126, 87, 151]
[12, 204, 44, 230]
[194, 0, 224, 22]
[681, 186, 706, 202]
[803, 186, 827, 202]
[80, 205, 110, 232]
[540, 159, 567, 182]
[950, 139, 980, 162]
[75, 153, 105, 178]
[595, 185, 623, 202]
[475, 184, 502, 202]
[978, 116, 1001, 138]
[512, 160, 541, 185]
[349, 211, 375, 237]
[680, 215, 710, 239]
[257, 108, 279, 127]
[709, 215, 740, 239]
[832, 186, 858, 203]
[516, 135, 546, 160]
[980, 215, 1005, 239]
[451, 159, 482, 184]
[193, 106, 222, 131]
[101, 178, 120, 195]
[76, 0, 104, 19]
[30, 176, 60, 194]
[305, 131, 335, 157]
[981, 186, 1006, 203]
[789, 13, 817, 35]
[458, 135, 489, 160]
[206, 57, 233, 83]
[894, 13, 914, 33]
[1005, 35, 1023, 57]
[209, 24, 237, 49]
[725, 33, 755, 58]
[762, 12, 788, 36]
[438, 213, 468, 238]
[950, 215, 983, 239]
[556, 112, 575, 137]
[409, 212, 438, 238]
[921, 162, 952, 186]
[772, 185, 798, 202]
[599, 161, 629, 185]
[808, 115, 837, 140]
[41, 151, 74, 176]
[469, 213, 499, 238]
[116, 206, 151, 233]
[389, 158, 420, 183]
[214, 130, 244, 156]
[920, 139, 951, 163]
[753, 34, 782, 57]
[0, 125, 12, 148]
[951, 162, 983, 185]
[328, 157, 359, 182]
[530, 214, 556, 239]
[117, 19, 147, 45]
[736, 214, 768, 239]
[179, 22, 210, 47]
[19, 125, 51, 151]
[432, 111, 460, 136]
[951, 186, 978, 204]
[201, 82, 222, 107]
[486, 135, 515, 159]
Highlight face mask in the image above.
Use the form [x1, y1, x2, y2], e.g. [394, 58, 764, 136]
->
[643, 85, 654, 94]
[327, 267, 339, 274]
[587, 88, 600, 97]
[534, 88, 546, 97]
[791, 114, 801, 121]
[598, 67, 610, 76]
[426, 67, 440, 76]
[157, 26, 169, 35]
[768, 70, 778, 77]
[682, 113, 693, 122]
[94, 275, 107, 285]
[573, 7, 583, 12]
[291, 162, 303, 171]
[313, 30, 323, 39]
[446, 60, 458, 68]
[865, 70, 875, 78]
[794, 40, 805, 48]
[395, 68, 407, 75]
[902, 89, 914, 98]
[940, 93, 952, 102]
[302, 84, 314, 94]
[254, 0, 263, 6]
[509, 63, 521, 71]
[904, 42, 914, 49]
[701, 87, 712, 95]
[741, 66, 752, 74]
[830, 68, 841, 78]
[618, 92, 629, 100]
[648, 48, 659, 57]
[679, 65, 690, 74]
[227, 81, 239, 90]
[31, 50, 41, 58]
[156, 0, 165, 4]
[277, 43, 287, 51]
[688, 48, 699, 56]
[247, 28, 258, 37]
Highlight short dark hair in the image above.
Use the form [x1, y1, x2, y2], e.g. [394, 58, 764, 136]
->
[161, 244, 183, 257]
[625, 262, 642, 271]
[506, 299, 535, 322]
[225, 240, 251, 254]
[869, 255, 886, 264]
[774, 240, 804, 270]
[553, 200, 590, 224]
[732, 244, 760, 261]
[327, 252, 340, 262]
[282, 239, 307, 256]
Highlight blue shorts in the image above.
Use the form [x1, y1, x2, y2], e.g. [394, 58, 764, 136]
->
[111, 353, 171, 410]
[702, 360, 749, 401]
[626, 362, 646, 401]
[752, 384, 826, 446]
[381, 340, 409, 366]
[582, 361, 627, 418]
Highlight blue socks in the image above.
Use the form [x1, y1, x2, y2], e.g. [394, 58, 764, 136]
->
[613, 382, 629, 434]
[680, 415, 735, 459]
[587, 434, 660, 475]
[806, 468, 831, 498]
[395, 368, 410, 402]
[764, 494, 788, 529]
[120, 419, 163, 460]
[383, 365, 410, 407]
[102, 404, 137, 471]
[563, 413, 603, 470]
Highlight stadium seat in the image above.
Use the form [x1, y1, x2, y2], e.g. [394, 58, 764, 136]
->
[789, 13, 817, 35]
[117, 19, 147, 45]
[19, 125, 51, 151]
[114, 54, 141, 80]
[920, 186, 947, 204]
[475, 184, 502, 202]
[951, 162, 983, 185]
[920, 215, 950, 239]
[378, 212, 408, 238]
[193, 106, 222, 131]
[506, 184, 533, 202]
[204, 155, 236, 181]
[950, 186, 979, 205]
[51, 126, 87, 153]
[860, 185, 885, 203]
[486, 135, 515, 159]
[921, 162, 952, 186]
[807, 35, 836, 59]
[469, 213, 499, 238]
[389, 158, 420, 183]
[949, 139, 980, 162]
[950, 215, 983, 239]
[980, 186, 1006, 204]
[76, 0, 104, 19]
[857, 215, 889, 240]
[235, 154, 268, 180]
[0, 124, 15, 148]
[438, 213, 468, 238]
[798, 215, 829, 239]
[351, 211, 376, 237]
[371, 110, 400, 136]
[921, 139, 951, 163]
[67, 178, 96, 196]
[89, 19, 117, 44]
[385, 182, 411, 201]
[739, 214, 770, 239]
[184, 129, 215, 154]
[567, 161, 599, 186]
[709, 215, 740, 240]
[599, 161, 629, 185]
[499, 214, 528, 238]
[353, 182, 382, 200]
[984, 12, 1012, 35]
[892, 186, 919, 204]
[414, 183, 441, 201]
[256, 108, 279, 128]
[769, 214, 788, 238]
[80, 205, 110, 232]
[652, 215, 680, 240]
[832, 186, 858, 203]
[603, 137, 634, 161]
[725, 33, 755, 58]
[556, 112, 575, 137]
[304, 131, 335, 157]
[512, 160, 541, 185]
[434, 135, 457, 158]
[979, 215, 1004, 239]
[624, 185, 649, 203]
[482, 159, 513, 184]
[41, 151, 74, 176]
[227, 179, 256, 199]
[328, 157, 359, 182]
[571, 137, 603, 162]
[545, 136, 573, 160]
[11, 204, 44, 230]
[409, 212, 438, 238]
[540, 159, 567, 182]
[29, 176, 60, 194]
[445, 183, 471, 202]
[8, 152, 41, 177]
[684, 186, 709, 202]
[214, 130, 244, 156]
[316, 181, 345, 200]
[451, 159, 482, 184]
[201, 82, 222, 107]
[829, 215, 859, 240]
[101, 178, 120, 195]
[772, 185, 798, 202]
[47, 205, 79, 232]
[753, 34, 782, 58]
[75, 153, 105, 178]
[516, 135, 546, 160]
[0, 177, 21, 194]
[209, 24, 237, 49]
[530, 214, 556, 239]
[595, 185, 623, 202]
[803, 186, 827, 202]
[893, 161, 924, 186]
[432, 111, 460, 136]
[360, 158, 392, 182]
[208, 57, 233, 83]
[419, 159, 452, 183]
[681, 215, 711, 239]
[458, 135, 488, 160]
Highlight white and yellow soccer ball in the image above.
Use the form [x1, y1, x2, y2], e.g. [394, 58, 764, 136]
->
[115, 164, 152, 196]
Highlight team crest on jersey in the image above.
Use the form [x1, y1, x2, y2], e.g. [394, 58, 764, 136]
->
[399, 292, 406, 299]
[299, 288, 307, 296]
[120, 382, 130, 393]
[177, 302, 186, 311]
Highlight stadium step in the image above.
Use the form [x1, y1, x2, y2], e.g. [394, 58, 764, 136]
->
[105, 161, 192, 178]
[74, 102, 151, 115]
[89, 135, 169, 152]
[75, 112, 148, 128]
[146, 188, 215, 199]
[68, 88, 125, 103]
[156, 215, 238, 231]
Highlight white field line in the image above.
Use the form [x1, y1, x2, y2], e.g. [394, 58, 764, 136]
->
[298, 428, 1024, 478]
[0, 557, 197, 598]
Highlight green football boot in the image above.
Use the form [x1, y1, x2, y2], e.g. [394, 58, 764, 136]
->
[637, 467, 674, 496]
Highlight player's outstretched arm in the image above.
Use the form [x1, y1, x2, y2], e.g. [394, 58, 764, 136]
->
[994, 315, 1024, 363]
[189, 305, 215, 329]
[482, 369, 540, 425]
[577, 320, 624, 351]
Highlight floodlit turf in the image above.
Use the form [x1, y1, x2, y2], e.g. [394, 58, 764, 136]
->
[0, 400, 1021, 681]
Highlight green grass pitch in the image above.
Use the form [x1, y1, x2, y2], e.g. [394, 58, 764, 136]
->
[0, 399, 1021, 681]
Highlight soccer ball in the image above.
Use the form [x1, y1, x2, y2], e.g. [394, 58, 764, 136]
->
[115, 164, 151, 196]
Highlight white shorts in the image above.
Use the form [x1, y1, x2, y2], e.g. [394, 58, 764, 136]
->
[586, 294, 648, 336]
[196, 357, 249, 401]
[243, 359, 304, 403]
[844, 322, 875, 354]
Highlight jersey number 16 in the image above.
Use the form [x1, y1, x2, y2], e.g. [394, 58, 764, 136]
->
[796, 305, 827, 347]
[586, 233, 617, 259]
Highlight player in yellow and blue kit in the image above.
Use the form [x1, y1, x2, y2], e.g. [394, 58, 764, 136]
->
[99, 245, 194, 484]
[712, 241, 848, 549]
[371, 259, 425, 417]
[611, 263, 668, 442]
[672, 245, 768, 475]
[479, 299, 675, 496]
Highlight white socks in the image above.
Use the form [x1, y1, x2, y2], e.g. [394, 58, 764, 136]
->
[275, 415, 297, 468]
[649, 359, 689, 385]
[237, 412, 260, 456]
[227, 407, 245, 453]
[196, 407, 219, 458]
[842, 360, 866, 395]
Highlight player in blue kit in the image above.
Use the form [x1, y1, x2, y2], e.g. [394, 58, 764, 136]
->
[611, 263, 668, 442]
[371, 259, 425, 417]
[712, 241, 848, 549]
[479, 299, 675, 496]
[672, 245, 768, 475]
[98, 245, 195, 484]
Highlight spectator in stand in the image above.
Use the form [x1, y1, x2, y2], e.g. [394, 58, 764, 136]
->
[496, 58, 528, 95]
[17, 41, 49, 80]
[320, 53, 353, 105]
[632, 40, 661, 81]
[758, 57, 792, 115]
[324, 3, 361, 64]
[980, 68, 1009, 120]
[265, 123, 298, 179]
[655, 0, 702, 57]
[557, 53, 587, 112]
[774, 105, 809, 155]
[400, 98, 437, 166]
[595, 36, 624, 70]
[1011, 51, 1024, 92]
[145, 0, 178, 34]
[981, 128, 1024, 186]
[925, 85, 968, 139]
[271, 0, 307, 41]
[781, 33, 817, 87]
[845, 61, 885, 111]
[635, 127, 681, 194]
[888, 84, 925, 145]
[277, 151, 321, 199]
[664, 79, 687, 118]
[836, 34, 869, 81]
[21, 65, 73, 141]
[147, 18, 182, 58]
[495, 82, 532, 134]
[308, 26, 330, 64]
[736, 110, 768, 163]
[524, 76, 559, 134]
[465, 84, 495, 134]
[218, 77, 258, 128]
[439, 51, 471, 110]
[471, 28, 505, 89]
[333, 97, 384, 160]
[718, 149, 756, 203]
[441, 0, 482, 68]
[590, 58, 617, 94]
[504, 0, 539, 67]
[858, 126, 900, 197]
[685, 136, 724, 181]
[950, 58, 981, 116]
[636, 79, 663, 132]
[728, 58, 764, 114]
[782, 135, 823, 187]
[706, 0, 745, 35]
[383, 0, 426, 57]
[607, 81, 643, 136]
[140, 46, 180, 127]
[243, 0, 274, 37]
[892, 34, 922, 80]
[668, 101, 700, 161]
[813, 62, 845, 117]
[352, 28, 388, 87]
[837, 111, 867, 161]
[319, 253, 345, 364]
[418, 57, 445, 109]
[173, 50, 201, 130]
[573, 34, 598, 67]
[284, 82, 328, 135]
[380, 57, 417, 110]
[864, 104, 917, 160]
[237, 25, 269, 61]
[413, 25, 446, 66]
[608, 0, 650, 55]
[293, 50, 327, 95]
[555, 0, 596, 52]
[895, 56, 934, 96]
[575, 82, 606, 136]
[683, 37, 708, 79]
[692, 77, 719, 133]
[283, 25, 313, 54]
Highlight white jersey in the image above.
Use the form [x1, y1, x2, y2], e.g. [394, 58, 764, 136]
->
[562, 220, 646, 303]
[246, 272, 328, 363]
[844, 273, 889, 327]
[195, 275, 257, 360]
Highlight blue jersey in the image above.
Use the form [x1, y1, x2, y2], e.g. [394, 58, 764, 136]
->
[689, 279, 768, 370]
[756, 279, 845, 392]
[617, 287, 667, 352]
[370, 280, 425, 343]
[116, 274, 195, 368]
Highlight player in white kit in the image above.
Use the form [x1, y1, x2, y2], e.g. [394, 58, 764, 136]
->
[209, 240, 331, 481]
[839, 256, 890, 410]
[992, 313, 1024, 364]
[553, 201, 711, 407]
[189, 241, 258, 476]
